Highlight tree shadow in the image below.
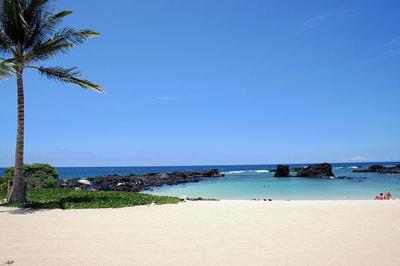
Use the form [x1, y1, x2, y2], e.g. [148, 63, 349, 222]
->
[0, 195, 93, 214]
[2, 208, 51, 215]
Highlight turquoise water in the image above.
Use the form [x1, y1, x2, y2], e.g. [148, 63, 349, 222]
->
[1, 163, 399, 200]
[149, 166, 400, 200]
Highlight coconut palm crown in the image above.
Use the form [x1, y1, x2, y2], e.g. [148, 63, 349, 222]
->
[0, 0, 103, 203]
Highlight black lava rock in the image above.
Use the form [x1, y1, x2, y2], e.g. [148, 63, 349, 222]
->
[58, 169, 224, 192]
[274, 165, 290, 177]
[296, 163, 334, 178]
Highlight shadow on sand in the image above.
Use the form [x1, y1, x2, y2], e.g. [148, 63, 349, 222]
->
[0, 196, 95, 214]
[0, 208, 52, 215]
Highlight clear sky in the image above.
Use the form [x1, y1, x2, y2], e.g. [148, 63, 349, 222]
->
[1, 0, 400, 167]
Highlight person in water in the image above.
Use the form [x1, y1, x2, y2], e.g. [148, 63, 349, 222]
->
[375, 193, 385, 200]
[385, 192, 393, 200]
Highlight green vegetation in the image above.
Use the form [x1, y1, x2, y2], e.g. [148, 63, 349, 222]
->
[0, 176, 7, 193]
[0, 164, 181, 209]
[0, 188, 181, 209]
[0, 190, 5, 202]
[0, 164, 59, 192]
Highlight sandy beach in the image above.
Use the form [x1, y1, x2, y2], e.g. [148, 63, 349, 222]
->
[1, 200, 400, 266]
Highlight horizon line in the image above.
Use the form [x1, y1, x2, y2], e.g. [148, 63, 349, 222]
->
[1, 160, 399, 169]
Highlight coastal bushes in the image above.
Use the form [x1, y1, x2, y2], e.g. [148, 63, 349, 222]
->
[0, 176, 7, 193]
[0, 189, 5, 201]
[0, 164, 59, 193]
[1, 188, 181, 209]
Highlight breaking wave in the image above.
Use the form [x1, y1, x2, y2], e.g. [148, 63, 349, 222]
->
[255, 170, 270, 173]
[222, 169, 271, 175]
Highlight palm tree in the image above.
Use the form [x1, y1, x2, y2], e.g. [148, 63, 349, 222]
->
[0, 0, 103, 203]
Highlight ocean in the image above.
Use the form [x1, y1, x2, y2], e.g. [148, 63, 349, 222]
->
[1, 162, 399, 200]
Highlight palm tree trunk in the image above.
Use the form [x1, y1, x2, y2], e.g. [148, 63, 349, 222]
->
[7, 67, 26, 203]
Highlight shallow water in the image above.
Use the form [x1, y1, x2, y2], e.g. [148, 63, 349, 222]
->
[151, 169, 400, 200]
[1, 162, 399, 200]
[149, 163, 400, 200]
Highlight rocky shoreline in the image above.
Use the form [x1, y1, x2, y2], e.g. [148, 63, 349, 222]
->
[352, 164, 400, 174]
[58, 169, 224, 192]
[272, 162, 400, 179]
[56, 163, 400, 193]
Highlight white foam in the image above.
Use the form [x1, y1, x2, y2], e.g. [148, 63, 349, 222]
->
[255, 170, 270, 173]
[223, 169, 273, 175]
[223, 170, 246, 175]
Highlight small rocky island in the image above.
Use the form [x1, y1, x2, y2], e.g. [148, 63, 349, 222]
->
[274, 165, 290, 177]
[58, 169, 224, 192]
[352, 164, 400, 174]
[274, 163, 335, 178]
[297, 163, 334, 178]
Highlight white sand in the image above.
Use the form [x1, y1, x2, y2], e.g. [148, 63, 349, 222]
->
[1, 200, 399, 266]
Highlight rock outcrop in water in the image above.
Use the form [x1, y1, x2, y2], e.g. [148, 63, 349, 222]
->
[296, 163, 334, 178]
[274, 165, 290, 177]
[353, 164, 400, 174]
[58, 169, 224, 192]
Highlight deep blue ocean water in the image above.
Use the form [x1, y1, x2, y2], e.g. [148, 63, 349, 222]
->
[1, 162, 399, 200]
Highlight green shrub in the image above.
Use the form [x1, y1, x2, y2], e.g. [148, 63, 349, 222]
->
[2, 188, 181, 209]
[0, 164, 59, 192]
[0, 189, 5, 201]
[0, 175, 7, 193]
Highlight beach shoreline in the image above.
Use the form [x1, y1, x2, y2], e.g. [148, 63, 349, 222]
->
[1, 200, 399, 265]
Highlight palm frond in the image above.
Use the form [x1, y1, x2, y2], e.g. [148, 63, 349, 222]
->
[25, 0, 50, 15]
[25, 28, 99, 62]
[25, 9, 73, 49]
[0, 0, 26, 52]
[36, 66, 103, 93]
[0, 59, 16, 78]
[0, 1, 102, 93]
[43, 10, 73, 31]
[22, 0, 53, 48]
[0, 0, 73, 54]
[0, 28, 16, 55]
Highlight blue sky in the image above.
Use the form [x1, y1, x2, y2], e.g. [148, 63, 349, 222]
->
[1, 0, 400, 166]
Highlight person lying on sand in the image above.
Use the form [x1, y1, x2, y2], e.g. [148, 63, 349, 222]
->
[375, 193, 385, 200]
